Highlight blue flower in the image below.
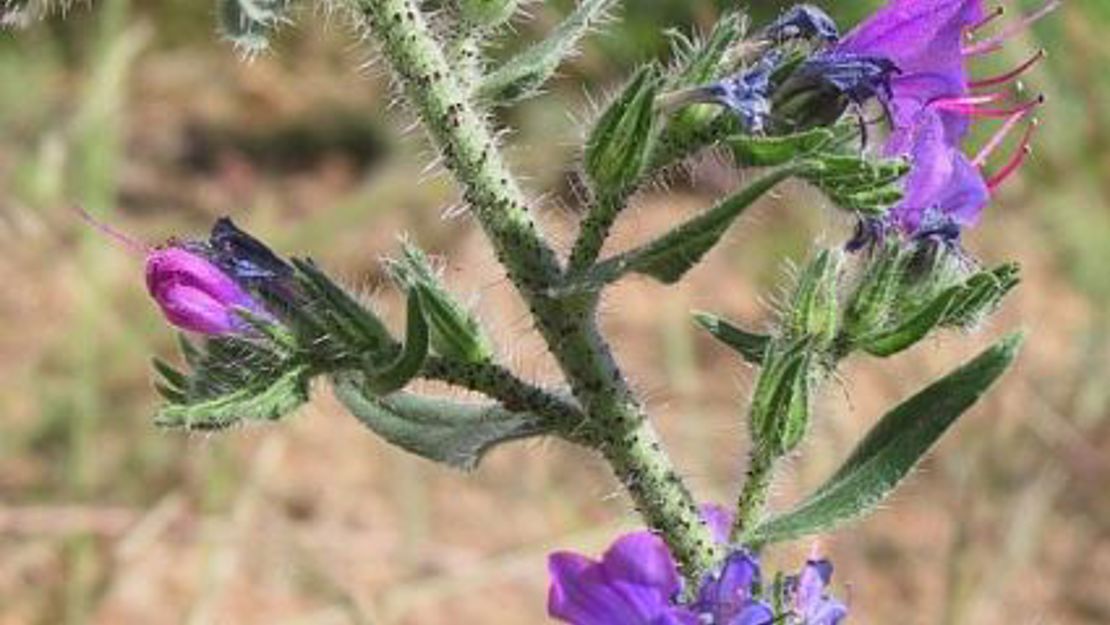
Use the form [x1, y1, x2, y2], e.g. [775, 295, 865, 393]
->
[697, 52, 781, 133]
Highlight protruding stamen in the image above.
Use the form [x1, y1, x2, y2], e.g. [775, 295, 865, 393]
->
[73, 205, 150, 256]
[971, 49, 1047, 88]
[968, 5, 1006, 36]
[985, 119, 1037, 190]
[935, 93, 1044, 118]
[973, 110, 1029, 166]
[963, 0, 1061, 56]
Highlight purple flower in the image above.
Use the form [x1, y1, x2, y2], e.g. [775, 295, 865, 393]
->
[547, 507, 847, 625]
[547, 531, 698, 625]
[693, 551, 773, 625]
[145, 246, 266, 335]
[833, 0, 1055, 240]
[785, 558, 847, 625]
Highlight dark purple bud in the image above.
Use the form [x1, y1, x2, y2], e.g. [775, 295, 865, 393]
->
[763, 4, 840, 44]
[208, 217, 294, 286]
[145, 247, 265, 335]
[786, 51, 900, 106]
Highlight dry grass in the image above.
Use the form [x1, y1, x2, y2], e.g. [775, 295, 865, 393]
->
[0, 1, 1108, 623]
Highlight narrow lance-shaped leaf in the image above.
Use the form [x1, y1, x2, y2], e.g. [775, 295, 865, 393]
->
[727, 129, 835, 167]
[693, 312, 769, 365]
[476, 0, 617, 104]
[553, 163, 811, 294]
[333, 379, 552, 470]
[745, 333, 1024, 545]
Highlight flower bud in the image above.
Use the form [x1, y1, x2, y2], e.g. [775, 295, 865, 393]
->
[584, 65, 661, 194]
[786, 249, 842, 349]
[145, 247, 264, 335]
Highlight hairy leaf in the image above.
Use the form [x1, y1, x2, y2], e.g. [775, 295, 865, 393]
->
[386, 243, 494, 364]
[333, 379, 552, 470]
[155, 366, 311, 430]
[555, 163, 808, 293]
[745, 333, 1024, 545]
[477, 0, 617, 104]
[693, 312, 770, 365]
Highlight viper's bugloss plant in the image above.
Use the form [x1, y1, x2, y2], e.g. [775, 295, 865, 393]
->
[41, 0, 1057, 620]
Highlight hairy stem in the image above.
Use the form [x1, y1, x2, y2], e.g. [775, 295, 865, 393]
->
[421, 355, 584, 428]
[732, 450, 775, 542]
[567, 190, 628, 275]
[354, 0, 720, 580]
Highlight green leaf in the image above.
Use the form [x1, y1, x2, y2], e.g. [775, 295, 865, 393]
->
[860, 286, 961, 357]
[386, 243, 494, 364]
[693, 312, 769, 365]
[292, 257, 394, 352]
[155, 366, 311, 430]
[727, 129, 835, 167]
[363, 290, 429, 394]
[942, 263, 1020, 328]
[476, 0, 617, 104]
[152, 357, 188, 391]
[583, 65, 662, 194]
[745, 333, 1024, 545]
[557, 163, 807, 292]
[333, 379, 552, 470]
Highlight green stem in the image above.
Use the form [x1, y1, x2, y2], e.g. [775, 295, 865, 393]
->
[567, 190, 628, 275]
[354, 0, 720, 581]
[731, 450, 775, 543]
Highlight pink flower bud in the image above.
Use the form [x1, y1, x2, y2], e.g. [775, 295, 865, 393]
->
[145, 247, 263, 335]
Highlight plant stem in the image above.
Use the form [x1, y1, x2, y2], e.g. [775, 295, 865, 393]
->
[354, 0, 720, 580]
[732, 450, 776, 542]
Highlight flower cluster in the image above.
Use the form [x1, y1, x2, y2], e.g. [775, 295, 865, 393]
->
[548, 507, 846, 625]
[690, 0, 1054, 246]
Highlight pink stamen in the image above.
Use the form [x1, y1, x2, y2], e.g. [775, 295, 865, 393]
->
[936, 94, 1044, 119]
[985, 120, 1037, 190]
[963, 0, 1061, 57]
[73, 205, 151, 256]
[968, 5, 1005, 36]
[971, 49, 1047, 89]
[973, 110, 1029, 166]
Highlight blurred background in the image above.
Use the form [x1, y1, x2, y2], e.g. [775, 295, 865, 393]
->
[1, 0, 1107, 623]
